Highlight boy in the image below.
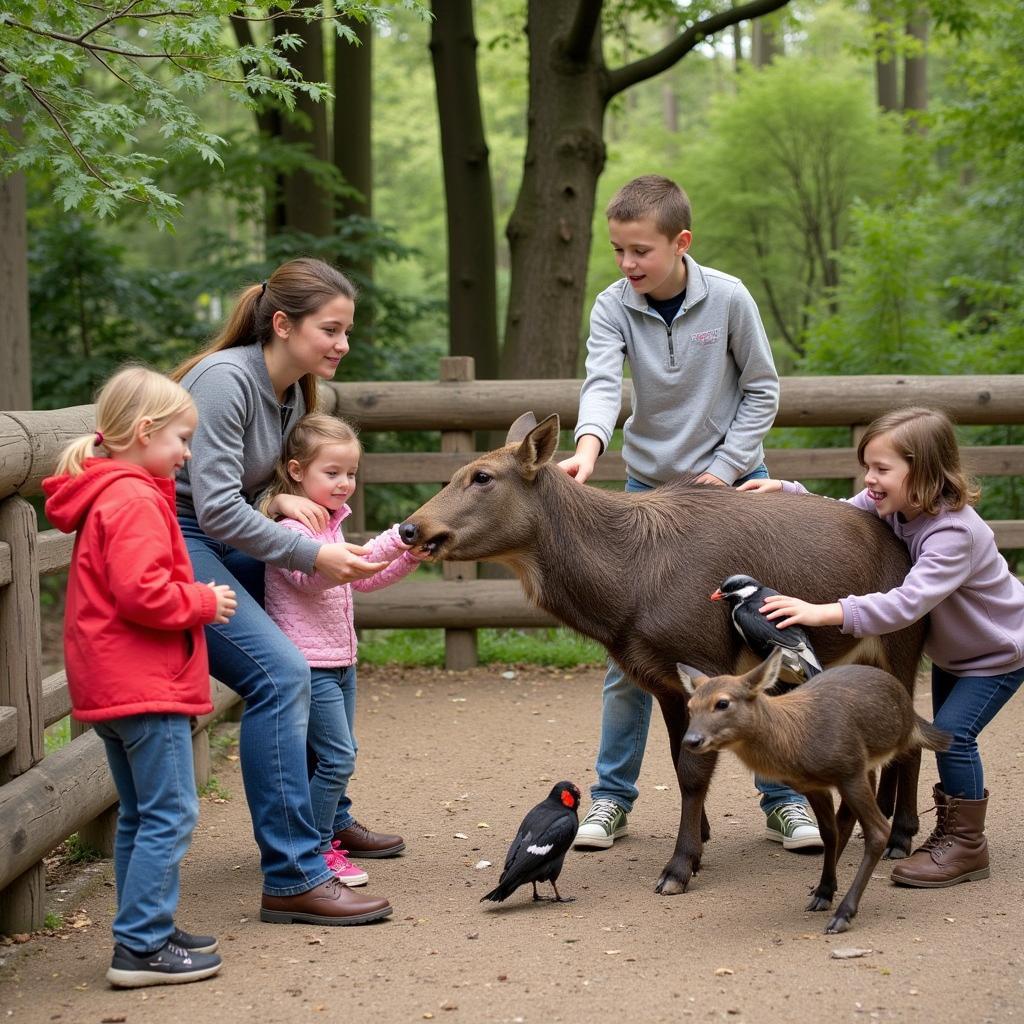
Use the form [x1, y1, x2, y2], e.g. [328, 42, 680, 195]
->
[560, 175, 822, 853]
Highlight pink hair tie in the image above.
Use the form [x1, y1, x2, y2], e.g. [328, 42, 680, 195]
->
[95, 431, 104, 446]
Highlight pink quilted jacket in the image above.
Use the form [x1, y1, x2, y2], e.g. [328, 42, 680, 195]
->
[264, 505, 419, 667]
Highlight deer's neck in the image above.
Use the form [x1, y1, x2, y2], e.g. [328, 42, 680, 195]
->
[729, 698, 816, 781]
[506, 469, 671, 649]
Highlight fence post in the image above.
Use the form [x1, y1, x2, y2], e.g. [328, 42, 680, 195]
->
[68, 720, 118, 857]
[0, 495, 45, 933]
[439, 357, 478, 670]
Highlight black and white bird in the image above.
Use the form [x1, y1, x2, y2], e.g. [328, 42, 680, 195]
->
[711, 574, 824, 682]
[480, 781, 581, 904]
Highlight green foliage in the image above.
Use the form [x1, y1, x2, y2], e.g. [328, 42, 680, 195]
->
[44, 716, 70, 755]
[29, 213, 208, 409]
[43, 911, 63, 930]
[63, 833, 103, 864]
[198, 776, 230, 800]
[802, 200, 946, 374]
[680, 53, 902, 364]
[0, 1, 422, 226]
[358, 627, 605, 668]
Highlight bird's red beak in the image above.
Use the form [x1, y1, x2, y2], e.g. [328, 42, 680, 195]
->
[710, 589, 723, 601]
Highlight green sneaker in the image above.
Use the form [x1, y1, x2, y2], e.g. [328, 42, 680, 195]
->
[765, 803, 824, 851]
[574, 799, 629, 849]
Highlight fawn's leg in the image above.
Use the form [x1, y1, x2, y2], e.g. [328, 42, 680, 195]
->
[804, 790, 838, 912]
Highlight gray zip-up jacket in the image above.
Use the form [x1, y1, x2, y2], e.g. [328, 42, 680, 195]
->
[176, 342, 320, 574]
[575, 255, 779, 486]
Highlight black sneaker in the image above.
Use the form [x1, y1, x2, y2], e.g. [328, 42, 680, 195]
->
[106, 940, 222, 988]
[171, 926, 218, 953]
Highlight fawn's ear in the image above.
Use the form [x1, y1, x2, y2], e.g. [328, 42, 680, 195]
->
[676, 663, 709, 696]
[743, 649, 784, 696]
[514, 414, 560, 479]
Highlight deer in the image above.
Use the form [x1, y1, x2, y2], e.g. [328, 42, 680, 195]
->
[398, 413, 927, 897]
[677, 649, 950, 932]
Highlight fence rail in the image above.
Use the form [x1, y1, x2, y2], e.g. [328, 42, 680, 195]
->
[1, 364, 1022, 934]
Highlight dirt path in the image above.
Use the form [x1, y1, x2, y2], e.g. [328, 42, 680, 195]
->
[2, 664, 1022, 1024]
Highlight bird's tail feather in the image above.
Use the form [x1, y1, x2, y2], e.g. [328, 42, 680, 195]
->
[480, 883, 512, 903]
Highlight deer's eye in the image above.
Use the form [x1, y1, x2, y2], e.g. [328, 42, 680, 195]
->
[471, 470, 493, 485]
[714, 698, 730, 711]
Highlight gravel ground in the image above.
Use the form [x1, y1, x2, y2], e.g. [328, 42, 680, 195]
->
[2, 663, 1022, 1024]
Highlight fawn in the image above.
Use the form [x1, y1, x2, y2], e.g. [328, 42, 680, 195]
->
[678, 649, 950, 933]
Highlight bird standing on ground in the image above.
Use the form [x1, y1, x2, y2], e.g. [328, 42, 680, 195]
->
[480, 781, 581, 904]
[711, 574, 824, 682]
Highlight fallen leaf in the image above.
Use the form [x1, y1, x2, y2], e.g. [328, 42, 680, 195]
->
[714, 967, 734, 976]
[454, 832, 469, 840]
[476, 822, 491, 829]
[831, 948, 873, 959]
[605, 950, 621, 955]
[474, 860, 492, 870]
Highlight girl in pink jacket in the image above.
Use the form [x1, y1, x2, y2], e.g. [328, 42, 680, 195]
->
[263, 414, 422, 886]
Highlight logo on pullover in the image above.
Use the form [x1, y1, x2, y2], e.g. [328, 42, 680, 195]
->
[690, 328, 721, 346]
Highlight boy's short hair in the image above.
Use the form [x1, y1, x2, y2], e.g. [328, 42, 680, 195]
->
[605, 175, 692, 237]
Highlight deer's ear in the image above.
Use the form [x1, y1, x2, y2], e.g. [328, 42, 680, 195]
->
[506, 412, 538, 445]
[676, 663, 708, 696]
[744, 649, 784, 696]
[515, 414, 560, 479]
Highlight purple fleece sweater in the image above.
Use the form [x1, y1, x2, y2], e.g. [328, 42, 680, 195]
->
[781, 483, 1024, 677]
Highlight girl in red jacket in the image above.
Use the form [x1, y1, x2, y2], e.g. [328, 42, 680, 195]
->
[44, 367, 237, 989]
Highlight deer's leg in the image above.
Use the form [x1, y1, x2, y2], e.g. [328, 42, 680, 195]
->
[804, 790, 839, 912]
[885, 750, 921, 859]
[827, 775, 892, 934]
[834, 798, 857, 860]
[876, 762, 897, 819]
[656, 688, 713, 895]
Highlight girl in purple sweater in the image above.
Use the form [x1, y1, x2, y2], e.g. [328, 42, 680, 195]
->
[262, 414, 422, 886]
[741, 407, 1024, 889]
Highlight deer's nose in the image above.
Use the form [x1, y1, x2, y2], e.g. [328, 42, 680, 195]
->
[398, 522, 418, 545]
[683, 731, 704, 750]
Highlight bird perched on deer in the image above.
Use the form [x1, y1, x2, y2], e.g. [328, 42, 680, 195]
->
[711, 574, 823, 682]
[480, 781, 581, 905]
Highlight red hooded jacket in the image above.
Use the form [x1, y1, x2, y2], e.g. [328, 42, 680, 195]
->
[43, 459, 218, 722]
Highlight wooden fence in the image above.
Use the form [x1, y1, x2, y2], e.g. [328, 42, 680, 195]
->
[0, 361, 1021, 935]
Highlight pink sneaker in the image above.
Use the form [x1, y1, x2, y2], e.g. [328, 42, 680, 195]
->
[324, 843, 369, 887]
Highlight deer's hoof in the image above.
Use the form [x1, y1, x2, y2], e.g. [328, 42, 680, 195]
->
[825, 914, 852, 934]
[883, 844, 909, 860]
[805, 893, 833, 912]
[655, 862, 694, 896]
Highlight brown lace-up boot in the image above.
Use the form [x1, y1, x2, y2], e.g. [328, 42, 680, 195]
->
[890, 786, 990, 888]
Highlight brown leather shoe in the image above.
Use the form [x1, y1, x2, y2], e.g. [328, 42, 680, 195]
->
[891, 787, 990, 888]
[260, 878, 392, 925]
[333, 820, 405, 858]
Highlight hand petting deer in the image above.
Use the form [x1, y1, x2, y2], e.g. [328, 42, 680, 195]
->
[677, 651, 950, 933]
[399, 412, 929, 898]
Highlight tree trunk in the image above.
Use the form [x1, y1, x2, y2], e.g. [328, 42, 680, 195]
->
[751, 18, 781, 67]
[334, 15, 373, 223]
[875, 55, 899, 111]
[334, 12, 375, 326]
[0, 124, 31, 412]
[870, 1, 899, 111]
[903, 7, 928, 131]
[500, 1, 607, 379]
[230, 15, 286, 235]
[429, 0, 499, 380]
[277, 7, 332, 235]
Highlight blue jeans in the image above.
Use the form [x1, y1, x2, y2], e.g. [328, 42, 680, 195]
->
[94, 714, 199, 953]
[308, 666, 359, 850]
[179, 517, 332, 897]
[932, 663, 1024, 799]
[590, 469, 807, 815]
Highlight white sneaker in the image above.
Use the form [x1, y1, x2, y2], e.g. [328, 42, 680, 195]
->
[765, 803, 824, 851]
[574, 799, 629, 849]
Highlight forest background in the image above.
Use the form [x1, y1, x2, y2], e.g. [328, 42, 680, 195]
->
[1, 0, 1020, 544]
